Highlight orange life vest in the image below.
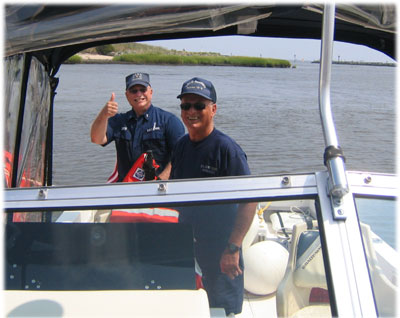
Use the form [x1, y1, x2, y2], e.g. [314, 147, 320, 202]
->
[123, 152, 159, 182]
[109, 207, 179, 223]
[108, 152, 178, 223]
[4, 150, 40, 188]
[4, 151, 42, 222]
[107, 152, 159, 183]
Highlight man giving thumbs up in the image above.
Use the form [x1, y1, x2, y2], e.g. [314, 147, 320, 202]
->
[90, 72, 184, 181]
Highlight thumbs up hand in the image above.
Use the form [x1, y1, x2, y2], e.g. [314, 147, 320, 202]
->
[102, 92, 118, 118]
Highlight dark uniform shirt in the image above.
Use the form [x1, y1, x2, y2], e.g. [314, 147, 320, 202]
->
[170, 128, 250, 240]
[170, 128, 250, 314]
[105, 104, 185, 181]
[171, 128, 250, 179]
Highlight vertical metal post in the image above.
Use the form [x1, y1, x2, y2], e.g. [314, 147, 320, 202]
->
[319, 4, 349, 213]
[318, 7, 378, 315]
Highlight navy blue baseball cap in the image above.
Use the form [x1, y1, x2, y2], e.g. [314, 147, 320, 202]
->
[177, 77, 217, 103]
[126, 72, 150, 90]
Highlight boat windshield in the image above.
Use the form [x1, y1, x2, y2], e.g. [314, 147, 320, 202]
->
[6, 196, 335, 316]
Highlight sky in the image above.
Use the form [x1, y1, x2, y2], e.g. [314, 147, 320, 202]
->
[143, 35, 394, 63]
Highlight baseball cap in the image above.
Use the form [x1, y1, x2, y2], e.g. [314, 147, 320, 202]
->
[177, 77, 217, 103]
[126, 72, 150, 90]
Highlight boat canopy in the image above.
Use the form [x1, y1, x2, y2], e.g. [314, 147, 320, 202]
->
[5, 4, 396, 73]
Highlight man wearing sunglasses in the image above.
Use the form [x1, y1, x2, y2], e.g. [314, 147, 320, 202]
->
[170, 77, 256, 316]
[91, 72, 184, 181]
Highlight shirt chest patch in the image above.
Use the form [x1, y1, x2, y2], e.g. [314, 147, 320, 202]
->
[200, 164, 218, 175]
[146, 122, 161, 132]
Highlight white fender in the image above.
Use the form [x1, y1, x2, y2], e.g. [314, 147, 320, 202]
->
[243, 240, 289, 295]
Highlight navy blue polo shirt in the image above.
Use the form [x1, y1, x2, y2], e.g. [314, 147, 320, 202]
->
[104, 104, 185, 181]
[170, 128, 250, 179]
[170, 128, 250, 241]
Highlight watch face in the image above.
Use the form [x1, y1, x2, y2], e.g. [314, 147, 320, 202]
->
[228, 243, 239, 253]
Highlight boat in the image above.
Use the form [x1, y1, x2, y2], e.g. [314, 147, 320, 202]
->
[4, 4, 398, 317]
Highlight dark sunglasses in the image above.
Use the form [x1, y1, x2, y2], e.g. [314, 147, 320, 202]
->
[128, 87, 147, 94]
[180, 102, 207, 111]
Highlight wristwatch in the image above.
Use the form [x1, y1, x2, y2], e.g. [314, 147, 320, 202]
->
[227, 242, 240, 254]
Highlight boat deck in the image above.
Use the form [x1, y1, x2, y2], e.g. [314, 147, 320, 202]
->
[239, 292, 277, 318]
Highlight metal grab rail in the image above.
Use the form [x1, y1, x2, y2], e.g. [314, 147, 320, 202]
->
[319, 4, 349, 205]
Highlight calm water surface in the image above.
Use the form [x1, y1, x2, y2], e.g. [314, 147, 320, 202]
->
[53, 62, 397, 246]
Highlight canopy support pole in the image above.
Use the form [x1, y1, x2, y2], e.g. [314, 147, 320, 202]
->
[319, 3, 349, 220]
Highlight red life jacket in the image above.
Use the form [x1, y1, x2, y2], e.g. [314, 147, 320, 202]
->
[4, 151, 30, 188]
[108, 152, 178, 223]
[109, 207, 179, 223]
[123, 152, 159, 182]
[4, 151, 42, 222]
[107, 152, 159, 183]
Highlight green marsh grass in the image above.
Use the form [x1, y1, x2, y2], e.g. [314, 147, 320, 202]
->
[64, 55, 83, 64]
[113, 53, 291, 68]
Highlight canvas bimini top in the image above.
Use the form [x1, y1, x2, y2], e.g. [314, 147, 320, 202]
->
[5, 4, 396, 73]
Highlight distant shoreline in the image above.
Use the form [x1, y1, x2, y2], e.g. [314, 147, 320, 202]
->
[65, 53, 292, 68]
[312, 60, 396, 67]
[65, 43, 393, 68]
[67, 53, 394, 68]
